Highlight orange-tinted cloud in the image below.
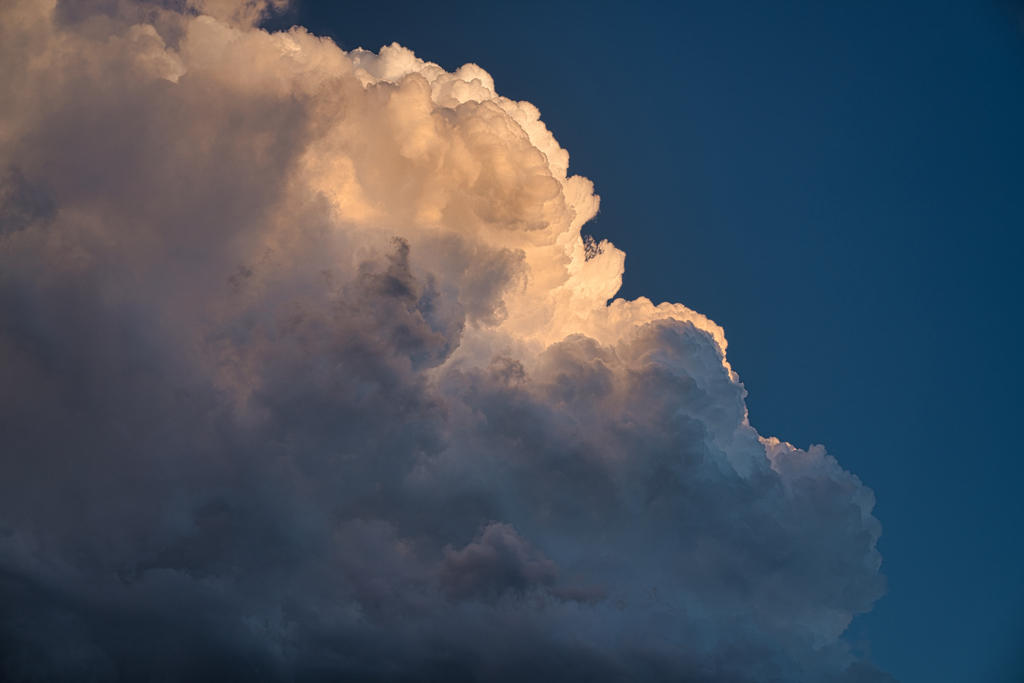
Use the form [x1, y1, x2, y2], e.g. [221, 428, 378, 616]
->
[0, 2, 891, 681]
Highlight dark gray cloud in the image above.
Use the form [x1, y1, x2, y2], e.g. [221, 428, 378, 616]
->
[0, 1, 893, 681]
[439, 522, 559, 602]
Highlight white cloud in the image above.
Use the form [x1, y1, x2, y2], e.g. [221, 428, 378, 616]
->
[0, 2, 892, 681]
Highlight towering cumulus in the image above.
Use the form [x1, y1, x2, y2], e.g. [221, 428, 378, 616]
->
[0, 1, 892, 681]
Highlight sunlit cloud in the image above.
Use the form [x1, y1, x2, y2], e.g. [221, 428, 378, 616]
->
[0, 1, 891, 680]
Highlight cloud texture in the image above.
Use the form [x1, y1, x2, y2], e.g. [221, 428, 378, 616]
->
[0, 1, 892, 680]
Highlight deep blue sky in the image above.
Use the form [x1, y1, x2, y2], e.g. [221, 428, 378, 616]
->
[266, 2, 1024, 681]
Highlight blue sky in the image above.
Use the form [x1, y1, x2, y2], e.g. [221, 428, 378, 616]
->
[268, 1, 1024, 680]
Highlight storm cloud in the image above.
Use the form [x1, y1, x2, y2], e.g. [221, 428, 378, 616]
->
[0, 1, 892, 681]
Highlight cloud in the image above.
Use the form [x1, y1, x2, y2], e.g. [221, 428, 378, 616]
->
[439, 522, 559, 602]
[0, 1, 893, 681]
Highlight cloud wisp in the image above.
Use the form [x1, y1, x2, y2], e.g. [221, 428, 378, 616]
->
[0, 1, 891, 681]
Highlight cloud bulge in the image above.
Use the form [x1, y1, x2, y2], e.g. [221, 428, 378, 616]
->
[0, 1, 892, 681]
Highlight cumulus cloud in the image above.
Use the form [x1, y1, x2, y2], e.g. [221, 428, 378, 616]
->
[0, 1, 892, 681]
[439, 522, 559, 603]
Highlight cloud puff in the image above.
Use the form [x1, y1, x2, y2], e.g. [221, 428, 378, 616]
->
[439, 522, 559, 602]
[0, 1, 892, 681]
